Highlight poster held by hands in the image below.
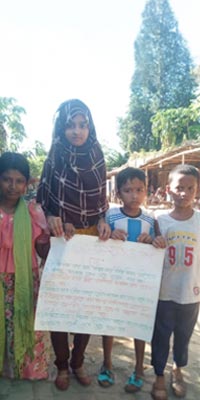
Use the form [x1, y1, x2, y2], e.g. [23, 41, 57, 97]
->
[35, 235, 165, 342]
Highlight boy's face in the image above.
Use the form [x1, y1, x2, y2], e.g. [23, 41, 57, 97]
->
[117, 178, 146, 215]
[168, 173, 198, 208]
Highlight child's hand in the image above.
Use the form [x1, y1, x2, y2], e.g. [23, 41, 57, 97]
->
[36, 235, 50, 260]
[64, 223, 76, 240]
[137, 233, 152, 244]
[47, 216, 64, 237]
[111, 229, 127, 241]
[152, 235, 166, 248]
[97, 220, 111, 240]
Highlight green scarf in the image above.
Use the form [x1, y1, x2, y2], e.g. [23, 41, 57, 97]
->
[0, 198, 35, 376]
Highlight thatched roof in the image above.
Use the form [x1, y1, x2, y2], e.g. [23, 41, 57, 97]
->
[140, 142, 200, 170]
[107, 141, 200, 178]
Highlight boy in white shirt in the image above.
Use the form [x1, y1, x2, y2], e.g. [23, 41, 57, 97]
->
[152, 164, 200, 400]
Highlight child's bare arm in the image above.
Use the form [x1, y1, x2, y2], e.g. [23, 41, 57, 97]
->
[152, 235, 166, 248]
[64, 223, 76, 240]
[47, 215, 64, 237]
[97, 219, 111, 240]
[137, 233, 153, 244]
[154, 219, 161, 236]
[35, 233, 50, 260]
[111, 229, 127, 241]
[152, 219, 166, 248]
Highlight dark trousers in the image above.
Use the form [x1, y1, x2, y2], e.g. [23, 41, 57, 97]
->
[51, 332, 90, 371]
[151, 300, 199, 376]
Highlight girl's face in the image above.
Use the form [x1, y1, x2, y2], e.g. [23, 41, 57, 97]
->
[64, 114, 89, 146]
[0, 169, 27, 203]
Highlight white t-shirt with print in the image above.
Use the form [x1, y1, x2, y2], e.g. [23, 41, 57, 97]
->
[157, 210, 200, 304]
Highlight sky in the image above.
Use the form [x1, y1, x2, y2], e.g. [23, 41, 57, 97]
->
[1, 0, 200, 153]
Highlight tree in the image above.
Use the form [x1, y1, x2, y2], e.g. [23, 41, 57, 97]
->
[28, 155, 46, 179]
[0, 97, 47, 178]
[151, 98, 200, 149]
[118, 0, 197, 153]
[23, 140, 47, 179]
[0, 123, 7, 155]
[0, 97, 26, 154]
[34, 140, 47, 157]
[102, 144, 129, 171]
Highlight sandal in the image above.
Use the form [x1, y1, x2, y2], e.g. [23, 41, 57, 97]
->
[98, 367, 115, 387]
[151, 382, 168, 400]
[124, 371, 144, 393]
[55, 369, 70, 391]
[171, 369, 187, 398]
[72, 366, 92, 386]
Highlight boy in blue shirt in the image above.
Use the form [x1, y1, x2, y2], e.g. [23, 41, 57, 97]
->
[98, 167, 156, 392]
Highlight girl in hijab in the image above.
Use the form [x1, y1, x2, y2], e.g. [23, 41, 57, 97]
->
[37, 99, 112, 390]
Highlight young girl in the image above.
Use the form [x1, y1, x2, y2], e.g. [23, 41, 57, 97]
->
[0, 152, 50, 379]
[36, 98, 111, 390]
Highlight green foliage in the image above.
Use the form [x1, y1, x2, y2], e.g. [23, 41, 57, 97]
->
[34, 140, 47, 157]
[28, 155, 46, 179]
[23, 140, 47, 179]
[151, 101, 200, 149]
[118, 0, 197, 153]
[118, 96, 156, 153]
[0, 97, 26, 153]
[102, 144, 129, 171]
[0, 124, 7, 155]
[0, 97, 47, 178]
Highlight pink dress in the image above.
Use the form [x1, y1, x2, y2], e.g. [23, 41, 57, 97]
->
[0, 200, 51, 379]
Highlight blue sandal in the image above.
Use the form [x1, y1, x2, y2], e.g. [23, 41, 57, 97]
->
[124, 371, 144, 393]
[98, 368, 115, 387]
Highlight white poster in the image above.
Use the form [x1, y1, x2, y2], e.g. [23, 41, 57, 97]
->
[35, 235, 165, 342]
